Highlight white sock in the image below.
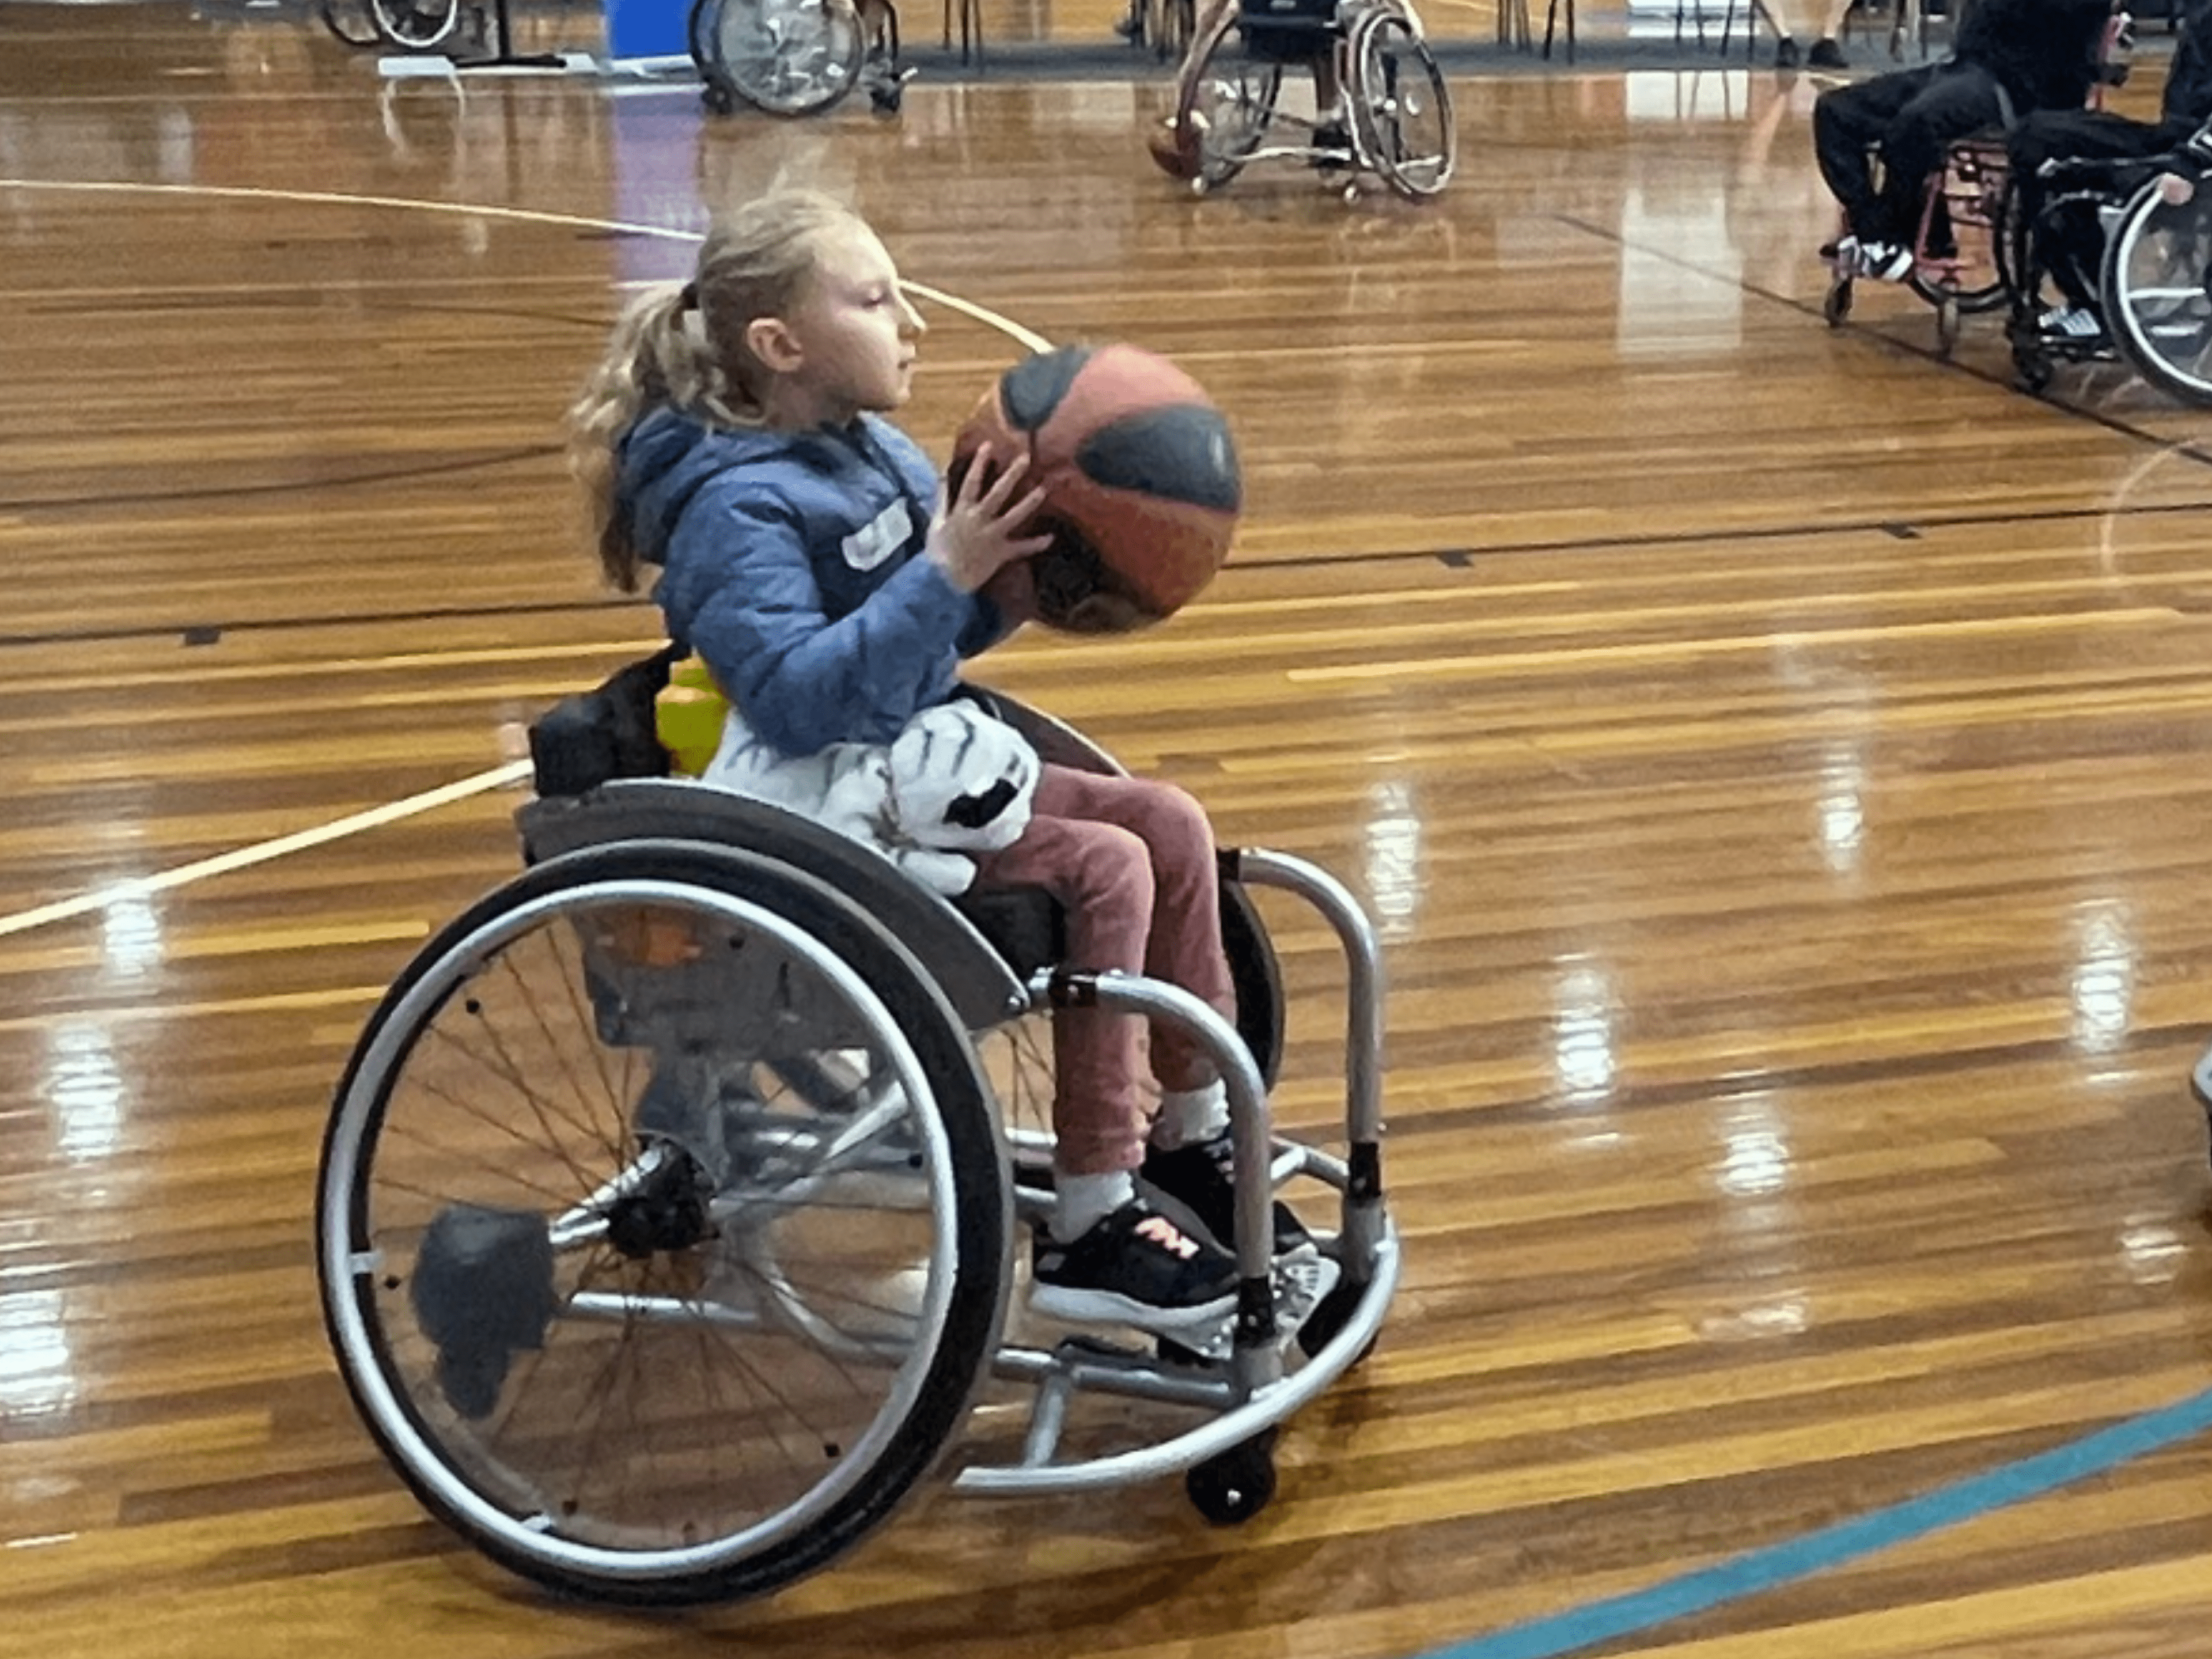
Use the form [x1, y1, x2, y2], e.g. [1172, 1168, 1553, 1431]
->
[1052, 1169, 1134, 1243]
[1150, 1080, 1230, 1150]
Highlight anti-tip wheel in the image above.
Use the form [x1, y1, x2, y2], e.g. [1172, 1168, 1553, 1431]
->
[1185, 1430, 1278, 1525]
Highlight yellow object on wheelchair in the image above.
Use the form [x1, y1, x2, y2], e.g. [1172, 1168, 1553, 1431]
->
[654, 656, 730, 778]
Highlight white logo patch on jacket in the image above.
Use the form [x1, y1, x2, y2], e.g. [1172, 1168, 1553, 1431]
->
[841, 499, 912, 573]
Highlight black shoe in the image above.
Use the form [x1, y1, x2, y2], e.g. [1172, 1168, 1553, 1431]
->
[1806, 36, 1847, 69]
[1141, 1134, 1315, 1257]
[1774, 35, 1800, 69]
[1309, 118, 1352, 169]
[1031, 1200, 1238, 1333]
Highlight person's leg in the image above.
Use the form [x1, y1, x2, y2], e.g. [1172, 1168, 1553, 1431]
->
[974, 783, 1238, 1330]
[1013, 768, 1233, 1094]
[1814, 66, 1934, 240]
[1876, 63, 2001, 254]
[2011, 110, 2154, 316]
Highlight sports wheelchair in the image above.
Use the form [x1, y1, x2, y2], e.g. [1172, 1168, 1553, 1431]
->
[1150, 0, 1456, 200]
[690, 0, 909, 118]
[313, 656, 1397, 1606]
[2006, 126, 2212, 404]
[1823, 132, 2016, 358]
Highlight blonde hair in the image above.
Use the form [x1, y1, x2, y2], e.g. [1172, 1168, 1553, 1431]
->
[566, 188, 870, 592]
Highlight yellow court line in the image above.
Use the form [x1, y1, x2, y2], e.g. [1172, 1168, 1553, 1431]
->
[0, 179, 1054, 943]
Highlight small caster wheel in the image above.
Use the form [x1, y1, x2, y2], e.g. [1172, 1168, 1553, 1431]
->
[701, 80, 736, 116]
[1342, 181, 1359, 204]
[2016, 351, 2054, 395]
[869, 85, 902, 116]
[1936, 292, 1961, 356]
[1185, 1429, 1277, 1525]
[1823, 276, 1853, 327]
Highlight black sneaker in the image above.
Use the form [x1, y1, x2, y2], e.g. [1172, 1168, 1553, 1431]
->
[1774, 35, 1800, 69]
[1807, 36, 1847, 69]
[1031, 1200, 1238, 1333]
[1141, 1134, 1315, 1258]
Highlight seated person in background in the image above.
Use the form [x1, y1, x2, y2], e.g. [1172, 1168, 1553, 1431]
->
[1813, 0, 2115, 281]
[2008, 0, 2212, 338]
[1772, 0, 1852, 72]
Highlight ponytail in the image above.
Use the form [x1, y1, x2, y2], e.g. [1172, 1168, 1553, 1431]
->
[565, 188, 870, 592]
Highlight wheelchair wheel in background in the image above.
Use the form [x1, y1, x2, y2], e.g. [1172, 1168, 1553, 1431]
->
[695, 0, 866, 117]
[317, 842, 1009, 1607]
[1169, 7, 1282, 193]
[320, 0, 384, 46]
[368, 0, 461, 48]
[1346, 6, 1455, 200]
[2101, 175, 2212, 406]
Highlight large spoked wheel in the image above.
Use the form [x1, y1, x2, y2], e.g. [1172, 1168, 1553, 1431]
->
[317, 843, 1009, 1607]
[368, 0, 461, 49]
[696, 0, 867, 117]
[2101, 175, 2212, 406]
[1169, 7, 1283, 193]
[1346, 6, 1455, 200]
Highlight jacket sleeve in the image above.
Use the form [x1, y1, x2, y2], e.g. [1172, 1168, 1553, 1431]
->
[658, 477, 986, 756]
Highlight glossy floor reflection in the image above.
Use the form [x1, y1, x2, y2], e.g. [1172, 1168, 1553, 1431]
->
[5, 8, 2212, 1659]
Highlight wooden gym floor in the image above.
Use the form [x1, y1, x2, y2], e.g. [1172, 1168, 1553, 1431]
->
[6, 5, 2212, 1657]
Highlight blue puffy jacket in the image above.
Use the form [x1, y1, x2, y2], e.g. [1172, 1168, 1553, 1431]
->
[618, 407, 1006, 757]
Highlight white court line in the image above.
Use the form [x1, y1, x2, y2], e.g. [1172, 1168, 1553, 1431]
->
[0, 180, 1058, 941]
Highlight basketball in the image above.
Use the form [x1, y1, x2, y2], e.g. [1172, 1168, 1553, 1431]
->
[951, 343, 1241, 635]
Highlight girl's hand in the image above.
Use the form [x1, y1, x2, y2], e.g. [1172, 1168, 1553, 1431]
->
[929, 445, 1052, 593]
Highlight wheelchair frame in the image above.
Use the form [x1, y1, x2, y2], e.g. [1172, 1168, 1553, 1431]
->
[2009, 131, 2212, 406]
[315, 690, 1397, 1606]
[1823, 133, 2014, 358]
[690, 0, 908, 118]
[1155, 0, 1456, 201]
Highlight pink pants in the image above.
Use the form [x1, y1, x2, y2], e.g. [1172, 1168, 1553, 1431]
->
[971, 764, 1234, 1176]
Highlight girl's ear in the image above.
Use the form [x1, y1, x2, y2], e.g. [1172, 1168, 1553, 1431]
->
[745, 315, 804, 374]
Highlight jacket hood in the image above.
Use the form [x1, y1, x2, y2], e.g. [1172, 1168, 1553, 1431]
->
[618, 407, 810, 571]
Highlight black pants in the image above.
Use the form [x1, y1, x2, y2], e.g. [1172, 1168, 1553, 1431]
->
[2008, 109, 2187, 310]
[1814, 60, 2006, 245]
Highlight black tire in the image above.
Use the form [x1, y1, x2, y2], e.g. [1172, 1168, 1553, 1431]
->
[1185, 1429, 1278, 1524]
[1171, 5, 1281, 193]
[317, 842, 1009, 1606]
[2101, 175, 2212, 406]
[1346, 7, 1455, 200]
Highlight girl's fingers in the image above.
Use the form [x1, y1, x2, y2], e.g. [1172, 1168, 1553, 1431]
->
[997, 483, 1050, 529]
[977, 450, 1032, 511]
[957, 443, 995, 502]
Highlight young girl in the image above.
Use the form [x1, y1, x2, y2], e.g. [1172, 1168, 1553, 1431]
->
[566, 189, 1287, 1337]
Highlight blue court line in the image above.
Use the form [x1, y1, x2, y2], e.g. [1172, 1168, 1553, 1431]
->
[1419, 1383, 2212, 1659]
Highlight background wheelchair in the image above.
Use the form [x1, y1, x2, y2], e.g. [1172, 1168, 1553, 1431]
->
[690, 0, 907, 118]
[1823, 133, 2014, 358]
[1154, 0, 1456, 201]
[314, 658, 1397, 1606]
[2008, 128, 2212, 405]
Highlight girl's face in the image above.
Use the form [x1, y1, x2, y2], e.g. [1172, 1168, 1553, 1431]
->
[778, 221, 926, 424]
